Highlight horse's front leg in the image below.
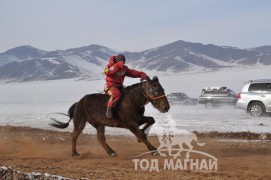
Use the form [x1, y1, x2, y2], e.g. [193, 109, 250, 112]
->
[96, 125, 117, 157]
[138, 116, 155, 136]
[137, 116, 155, 143]
[127, 121, 158, 156]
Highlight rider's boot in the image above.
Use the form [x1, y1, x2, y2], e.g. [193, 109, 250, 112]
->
[106, 107, 114, 118]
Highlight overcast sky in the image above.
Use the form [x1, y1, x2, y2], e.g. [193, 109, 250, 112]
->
[1, 0, 271, 52]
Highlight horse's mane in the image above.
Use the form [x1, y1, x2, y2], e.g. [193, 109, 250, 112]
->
[92, 82, 141, 97]
[125, 82, 141, 90]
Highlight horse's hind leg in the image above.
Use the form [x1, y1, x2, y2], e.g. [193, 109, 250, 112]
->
[71, 104, 86, 157]
[96, 125, 117, 157]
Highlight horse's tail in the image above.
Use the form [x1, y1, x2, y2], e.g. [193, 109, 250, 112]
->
[50, 102, 78, 129]
[68, 102, 78, 119]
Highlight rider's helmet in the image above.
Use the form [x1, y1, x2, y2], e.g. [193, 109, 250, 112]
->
[114, 54, 126, 64]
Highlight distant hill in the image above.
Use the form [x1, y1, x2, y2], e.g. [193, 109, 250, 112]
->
[126, 40, 271, 72]
[0, 41, 270, 82]
[0, 45, 116, 82]
[249, 46, 271, 54]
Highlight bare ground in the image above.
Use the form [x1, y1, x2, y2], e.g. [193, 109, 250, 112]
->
[0, 126, 271, 179]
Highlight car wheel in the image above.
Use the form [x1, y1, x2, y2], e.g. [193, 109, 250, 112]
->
[248, 102, 266, 117]
[205, 102, 212, 109]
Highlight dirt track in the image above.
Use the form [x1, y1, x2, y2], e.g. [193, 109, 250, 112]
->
[0, 126, 271, 179]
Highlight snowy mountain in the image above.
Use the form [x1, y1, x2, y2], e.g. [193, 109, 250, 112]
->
[0, 40, 271, 82]
[0, 45, 117, 82]
[0, 45, 47, 67]
[126, 40, 271, 72]
[249, 46, 271, 55]
[4, 45, 47, 59]
[0, 58, 80, 82]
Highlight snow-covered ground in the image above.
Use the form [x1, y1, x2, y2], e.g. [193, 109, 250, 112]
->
[0, 66, 270, 135]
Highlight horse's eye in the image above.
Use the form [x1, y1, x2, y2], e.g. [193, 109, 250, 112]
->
[154, 89, 159, 94]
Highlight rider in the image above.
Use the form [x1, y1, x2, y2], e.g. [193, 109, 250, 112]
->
[104, 54, 148, 118]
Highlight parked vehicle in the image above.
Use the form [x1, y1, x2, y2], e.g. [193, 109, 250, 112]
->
[167, 93, 198, 105]
[237, 79, 271, 116]
[198, 87, 238, 108]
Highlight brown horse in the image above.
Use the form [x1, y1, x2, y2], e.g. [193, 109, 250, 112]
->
[50, 76, 170, 157]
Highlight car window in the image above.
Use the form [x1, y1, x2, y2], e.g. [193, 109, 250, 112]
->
[248, 83, 270, 92]
[168, 93, 188, 101]
[219, 91, 228, 95]
[266, 83, 271, 91]
[203, 90, 228, 95]
[203, 90, 215, 95]
[178, 94, 185, 99]
[229, 90, 237, 96]
[168, 94, 181, 99]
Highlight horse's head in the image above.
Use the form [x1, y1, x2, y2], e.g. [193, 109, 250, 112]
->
[141, 76, 170, 113]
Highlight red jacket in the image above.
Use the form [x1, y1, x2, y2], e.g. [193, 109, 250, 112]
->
[104, 56, 147, 89]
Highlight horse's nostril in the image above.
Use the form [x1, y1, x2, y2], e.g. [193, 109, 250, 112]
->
[164, 106, 169, 111]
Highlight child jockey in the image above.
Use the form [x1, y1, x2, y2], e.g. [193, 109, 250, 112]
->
[104, 54, 148, 118]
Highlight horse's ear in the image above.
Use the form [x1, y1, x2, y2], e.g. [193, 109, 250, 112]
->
[142, 76, 152, 84]
[152, 76, 159, 82]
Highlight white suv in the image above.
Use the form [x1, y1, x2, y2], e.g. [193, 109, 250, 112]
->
[237, 80, 271, 116]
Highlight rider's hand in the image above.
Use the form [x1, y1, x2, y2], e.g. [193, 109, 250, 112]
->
[140, 76, 149, 82]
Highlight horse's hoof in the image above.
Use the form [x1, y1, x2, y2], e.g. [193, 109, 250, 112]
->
[152, 151, 159, 156]
[141, 129, 148, 137]
[72, 152, 80, 157]
[110, 152, 118, 157]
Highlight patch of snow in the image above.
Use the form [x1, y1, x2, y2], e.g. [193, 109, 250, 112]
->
[174, 56, 182, 61]
[0, 66, 271, 134]
[64, 70, 76, 73]
[42, 58, 61, 64]
[96, 57, 108, 66]
[99, 47, 115, 55]
[232, 57, 247, 64]
[62, 55, 104, 76]
[143, 47, 159, 56]
[173, 56, 207, 71]
[188, 50, 231, 66]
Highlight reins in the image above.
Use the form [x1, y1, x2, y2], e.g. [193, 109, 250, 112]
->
[139, 80, 166, 104]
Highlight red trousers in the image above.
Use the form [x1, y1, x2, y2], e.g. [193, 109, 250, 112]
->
[105, 86, 122, 108]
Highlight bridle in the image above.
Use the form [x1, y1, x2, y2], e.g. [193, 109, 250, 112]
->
[139, 80, 166, 106]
